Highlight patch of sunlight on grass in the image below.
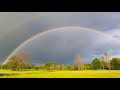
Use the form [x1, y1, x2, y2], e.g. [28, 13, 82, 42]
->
[0, 70, 120, 78]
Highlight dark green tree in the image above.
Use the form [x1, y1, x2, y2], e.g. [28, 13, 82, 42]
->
[34, 66, 39, 70]
[65, 64, 72, 70]
[110, 58, 120, 70]
[30, 64, 36, 69]
[44, 62, 57, 70]
[25, 64, 32, 69]
[91, 58, 102, 70]
[72, 64, 78, 70]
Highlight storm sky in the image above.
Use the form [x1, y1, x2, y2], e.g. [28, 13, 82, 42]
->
[1, 12, 120, 64]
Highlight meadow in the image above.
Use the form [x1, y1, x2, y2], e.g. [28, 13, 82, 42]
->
[0, 70, 120, 78]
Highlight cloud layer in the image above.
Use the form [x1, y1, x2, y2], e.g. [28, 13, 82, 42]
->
[1, 12, 120, 64]
[12, 28, 120, 64]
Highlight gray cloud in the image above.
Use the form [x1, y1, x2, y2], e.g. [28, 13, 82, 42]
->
[1, 12, 120, 64]
[0, 12, 42, 33]
[12, 28, 120, 64]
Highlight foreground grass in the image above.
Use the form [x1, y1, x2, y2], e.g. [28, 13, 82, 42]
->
[0, 70, 120, 78]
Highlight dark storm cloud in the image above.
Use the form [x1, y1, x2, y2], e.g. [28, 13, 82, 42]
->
[0, 12, 42, 33]
[14, 28, 120, 64]
[1, 12, 120, 64]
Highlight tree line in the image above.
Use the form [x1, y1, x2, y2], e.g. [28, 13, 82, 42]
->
[0, 52, 120, 71]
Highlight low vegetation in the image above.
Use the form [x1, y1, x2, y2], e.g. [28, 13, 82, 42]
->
[1, 52, 120, 71]
[0, 51, 120, 78]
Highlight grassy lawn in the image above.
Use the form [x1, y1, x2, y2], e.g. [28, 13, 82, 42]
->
[0, 70, 120, 78]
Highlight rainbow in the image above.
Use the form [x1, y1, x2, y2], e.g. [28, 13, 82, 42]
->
[2, 26, 120, 65]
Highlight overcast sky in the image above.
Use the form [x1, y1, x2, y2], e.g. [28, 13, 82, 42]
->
[1, 12, 120, 64]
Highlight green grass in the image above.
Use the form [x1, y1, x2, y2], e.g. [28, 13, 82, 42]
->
[0, 70, 120, 78]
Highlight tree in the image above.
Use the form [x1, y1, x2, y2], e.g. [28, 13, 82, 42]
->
[56, 65, 61, 70]
[43, 62, 57, 70]
[110, 58, 120, 70]
[25, 64, 32, 69]
[7, 51, 29, 71]
[16, 51, 30, 64]
[0, 64, 1, 69]
[91, 58, 102, 70]
[65, 64, 71, 70]
[80, 64, 91, 70]
[8, 55, 26, 71]
[34, 66, 39, 70]
[100, 59, 106, 70]
[59, 65, 63, 70]
[39, 64, 45, 70]
[50, 63, 57, 70]
[101, 52, 112, 70]
[71, 64, 78, 70]
[74, 54, 83, 70]
[61, 64, 65, 70]
[82, 64, 86, 70]
[30, 64, 36, 69]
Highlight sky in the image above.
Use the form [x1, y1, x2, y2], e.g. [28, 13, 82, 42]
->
[1, 12, 120, 64]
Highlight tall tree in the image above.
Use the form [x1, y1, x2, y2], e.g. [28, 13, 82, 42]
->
[8, 56, 25, 71]
[101, 52, 112, 70]
[16, 51, 30, 64]
[56, 65, 61, 70]
[74, 54, 83, 70]
[100, 58, 106, 70]
[8, 51, 30, 71]
[61, 64, 65, 70]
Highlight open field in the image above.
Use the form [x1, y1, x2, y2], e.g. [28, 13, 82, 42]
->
[0, 70, 120, 78]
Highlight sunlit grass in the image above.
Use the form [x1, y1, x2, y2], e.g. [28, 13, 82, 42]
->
[0, 70, 120, 78]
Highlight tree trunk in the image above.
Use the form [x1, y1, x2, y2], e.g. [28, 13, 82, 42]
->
[109, 62, 111, 70]
[1, 65, 2, 70]
[78, 65, 80, 70]
[103, 66, 104, 71]
[80, 65, 82, 70]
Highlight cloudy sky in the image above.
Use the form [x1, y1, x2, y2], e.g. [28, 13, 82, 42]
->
[1, 12, 120, 64]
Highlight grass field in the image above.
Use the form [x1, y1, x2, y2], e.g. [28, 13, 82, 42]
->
[0, 70, 120, 78]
